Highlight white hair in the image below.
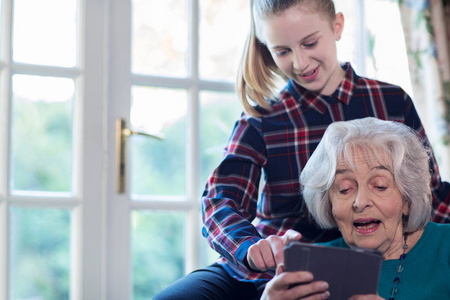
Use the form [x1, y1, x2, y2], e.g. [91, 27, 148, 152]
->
[300, 117, 432, 233]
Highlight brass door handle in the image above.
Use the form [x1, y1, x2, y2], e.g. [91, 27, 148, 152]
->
[121, 128, 164, 140]
[116, 118, 164, 194]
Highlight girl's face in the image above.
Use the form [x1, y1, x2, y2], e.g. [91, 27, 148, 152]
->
[328, 148, 409, 259]
[258, 5, 345, 95]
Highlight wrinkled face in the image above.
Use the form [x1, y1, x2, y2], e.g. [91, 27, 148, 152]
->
[329, 148, 409, 258]
[258, 5, 345, 95]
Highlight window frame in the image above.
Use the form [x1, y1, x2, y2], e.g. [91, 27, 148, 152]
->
[1, 0, 446, 299]
[0, 0, 106, 298]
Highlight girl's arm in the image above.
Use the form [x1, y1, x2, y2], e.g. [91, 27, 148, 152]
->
[201, 114, 267, 269]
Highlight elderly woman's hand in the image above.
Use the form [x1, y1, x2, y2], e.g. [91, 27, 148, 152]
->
[261, 264, 330, 300]
[247, 229, 302, 272]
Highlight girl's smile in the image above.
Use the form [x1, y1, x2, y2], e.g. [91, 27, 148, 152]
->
[297, 66, 320, 82]
[258, 5, 345, 95]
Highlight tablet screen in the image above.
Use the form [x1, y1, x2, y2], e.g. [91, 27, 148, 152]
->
[284, 242, 383, 299]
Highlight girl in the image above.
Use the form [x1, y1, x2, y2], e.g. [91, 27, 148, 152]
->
[155, 1, 450, 299]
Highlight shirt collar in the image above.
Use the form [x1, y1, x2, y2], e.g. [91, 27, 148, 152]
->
[286, 62, 357, 114]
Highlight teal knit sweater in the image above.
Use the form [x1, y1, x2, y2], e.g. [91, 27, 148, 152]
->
[320, 222, 450, 299]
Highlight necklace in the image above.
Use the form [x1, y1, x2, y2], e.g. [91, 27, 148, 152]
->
[388, 233, 408, 300]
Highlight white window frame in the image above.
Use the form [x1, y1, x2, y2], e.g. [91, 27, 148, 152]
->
[106, 1, 237, 297]
[0, 0, 106, 299]
[1, 0, 446, 299]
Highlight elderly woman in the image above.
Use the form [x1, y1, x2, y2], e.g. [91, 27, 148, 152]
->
[260, 117, 450, 300]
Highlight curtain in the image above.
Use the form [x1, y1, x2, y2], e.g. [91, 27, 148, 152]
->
[398, 0, 450, 178]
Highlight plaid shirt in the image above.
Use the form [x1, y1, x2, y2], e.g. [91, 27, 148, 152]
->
[201, 63, 450, 286]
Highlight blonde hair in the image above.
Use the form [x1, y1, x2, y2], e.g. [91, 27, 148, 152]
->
[237, 0, 337, 117]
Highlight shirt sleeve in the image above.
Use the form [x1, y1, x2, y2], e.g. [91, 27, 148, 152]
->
[403, 93, 450, 223]
[201, 114, 267, 269]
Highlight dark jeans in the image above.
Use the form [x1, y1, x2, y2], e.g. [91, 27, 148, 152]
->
[153, 263, 260, 300]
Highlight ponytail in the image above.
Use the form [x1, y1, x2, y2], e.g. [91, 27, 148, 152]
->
[236, 21, 285, 117]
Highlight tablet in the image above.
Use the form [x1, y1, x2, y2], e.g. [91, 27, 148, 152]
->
[283, 241, 383, 299]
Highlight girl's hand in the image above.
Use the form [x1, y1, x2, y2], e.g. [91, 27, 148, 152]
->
[261, 264, 330, 300]
[348, 295, 384, 300]
[247, 229, 302, 272]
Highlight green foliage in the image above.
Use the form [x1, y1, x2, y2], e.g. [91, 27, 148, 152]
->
[130, 94, 241, 297]
[130, 93, 242, 198]
[130, 116, 187, 195]
[199, 94, 242, 190]
[10, 207, 71, 300]
[132, 212, 185, 299]
[444, 81, 450, 145]
[368, 31, 377, 74]
[12, 99, 73, 192]
[11, 89, 241, 299]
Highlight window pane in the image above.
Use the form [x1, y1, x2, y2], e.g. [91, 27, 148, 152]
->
[365, 0, 412, 95]
[132, 211, 185, 299]
[11, 75, 74, 193]
[199, 0, 250, 81]
[199, 91, 242, 192]
[10, 207, 71, 300]
[0, 0, 3, 60]
[12, 0, 77, 67]
[334, 0, 359, 68]
[132, 0, 188, 77]
[130, 86, 187, 196]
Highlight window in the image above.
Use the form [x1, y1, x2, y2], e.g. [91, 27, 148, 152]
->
[0, 1, 445, 299]
[1, 0, 80, 299]
[108, 0, 249, 299]
[0, 0, 104, 299]
[336, 0, 413, 96]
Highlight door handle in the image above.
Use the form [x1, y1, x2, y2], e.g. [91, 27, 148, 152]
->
[116, 118, 164, 194]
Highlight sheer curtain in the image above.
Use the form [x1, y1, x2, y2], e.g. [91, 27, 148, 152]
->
[399, 0, 450, 179]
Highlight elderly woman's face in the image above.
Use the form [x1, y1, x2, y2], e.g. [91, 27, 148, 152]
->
[329, 148, 409, 256]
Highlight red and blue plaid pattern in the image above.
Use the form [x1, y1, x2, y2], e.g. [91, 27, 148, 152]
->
[201, 63, 450, 286]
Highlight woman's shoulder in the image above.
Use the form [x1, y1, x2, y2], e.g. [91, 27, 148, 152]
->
[421, 222, 450, 245]
[425, 221, 450, 233]
[425, 221, 450, 229]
